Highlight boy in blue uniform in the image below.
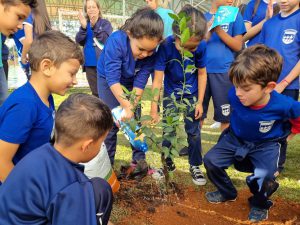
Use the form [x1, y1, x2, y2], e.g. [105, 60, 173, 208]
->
[97, 7, 163, 171]
[150, 5, 208, 185]
[0, 93, 114, 225]
[202, 0, 246, 131]
[0, 0, 35, 104]
[260, 0, 300, 172]
[0, 30, 83, 183]
[204, 45, 300, 222]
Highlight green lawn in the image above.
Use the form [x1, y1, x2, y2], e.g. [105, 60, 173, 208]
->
[53, 86, 300, 203]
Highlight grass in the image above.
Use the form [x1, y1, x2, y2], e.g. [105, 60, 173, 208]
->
[52, 86, 300, 204]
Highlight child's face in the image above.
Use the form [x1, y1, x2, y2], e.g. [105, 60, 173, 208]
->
[277, 0, 299, 14]
[48, 59, 81, 96]
[175, 36, 201, 52]
[234, 81, 272, 107]
[129, 36, 160, 60]
[144, 0, 158, 10]
[0, 3, 30, 36]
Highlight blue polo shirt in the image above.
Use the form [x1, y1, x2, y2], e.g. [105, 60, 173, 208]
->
[205, 12, 246, 73]
[0, 143, 99, 225]
[0, 82, 55, 164]
[260, 9, 300, 90]
[229, 87, 300, 142]
[243, 0, 270, 46]
[12, 29, 25, 57]
[84, 22, 97, 67]
[155, 35, 207, 97]
[97, 30, 155, 89]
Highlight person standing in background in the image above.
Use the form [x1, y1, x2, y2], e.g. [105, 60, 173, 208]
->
[76, 0, 113, 97]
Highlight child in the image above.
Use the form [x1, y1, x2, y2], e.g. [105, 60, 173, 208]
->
[0, 0, 35, 104]
[144, 0, 174, 38]
[0, 93, 114, 225]
[201, 0, 246, 132]
[21, 0, 52, 78]
[243, 0, 279, 47]
[97, 7, 163, 170]
[150, 5, 208, 185]
[204, 45, 300, 222]
[260, 0, 300, 172]
[0, 30, 83, 183]
[76, 0, 113, 97]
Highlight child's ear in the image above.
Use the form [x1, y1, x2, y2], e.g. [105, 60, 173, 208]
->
[40, 59, 55, 77]
[265, 81, 277, 93]
[81, 139, 94, 152]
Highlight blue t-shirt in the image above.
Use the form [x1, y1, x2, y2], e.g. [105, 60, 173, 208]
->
[243, 0, 270, 46]
[155, 36, 207, 96]
[156, 7, 174, 38]
[84, 22, 97, 67]
[12, 29, 25, 58]
[0, 82, 55, 164]
[229, 88, 300, 142]
[260, 10, 300, 90]
[97, 30, 155, 89]
[0, 143, 99, 225]
[205, 12, 246, 73]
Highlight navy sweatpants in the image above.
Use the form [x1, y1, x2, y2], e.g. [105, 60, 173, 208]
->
[97, 77, 145, 165]
[204, 130, 280, 209]
[90, 178, 113, 225]
[162, 94, 202, 166]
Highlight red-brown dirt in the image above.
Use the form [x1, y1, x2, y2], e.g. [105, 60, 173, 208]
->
[114, 180, 300, 225]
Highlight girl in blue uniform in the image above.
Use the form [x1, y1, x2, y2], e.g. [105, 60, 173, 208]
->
[76, 0, 112, 97]
[97, 7, 163, 168]
[243, 0, 279, 47]
[150, 5, 208, 185]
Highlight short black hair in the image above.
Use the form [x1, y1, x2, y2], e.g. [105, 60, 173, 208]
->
[55, 93, 113, 146]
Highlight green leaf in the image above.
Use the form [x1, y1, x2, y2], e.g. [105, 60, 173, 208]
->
[166, 116, 173, 124]
[171, 149, 179, 157]
[183, 50, 193, 58]
[183, 98, 191, 106]
[142, 126, 153, 137]
[162, 146, 170, 157]
[178, 11, 187, 19]
[140, 115, 152, 122]
[181, 27, 190, 45]
[186, 116, 193, 122]
[168, 13, 179, 21]
[164, 126, 174, 133]
[129, 120, 137, 132]
[179, 16, 186, 33]
[121, 85, 130, 95]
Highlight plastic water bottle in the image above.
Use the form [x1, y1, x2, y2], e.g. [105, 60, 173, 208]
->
[111, 107, 148, 152]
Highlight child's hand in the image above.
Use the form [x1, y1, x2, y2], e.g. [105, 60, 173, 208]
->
[274, 80, 289, 93]
[194, 103, 203, 120]
[265, 0, 274, 20]
[78, 10, 87, 29]
[121, 106, 134, 122]
[150, 109, 160, 124]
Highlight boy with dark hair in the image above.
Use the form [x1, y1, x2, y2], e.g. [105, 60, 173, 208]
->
[0, 93, 114, 225]
[0, 0, 36, 104]
[0, 30, 84, 182]
[204, 45, 300, 222]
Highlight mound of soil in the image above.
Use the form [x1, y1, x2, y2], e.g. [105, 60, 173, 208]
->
[114, 179, 300, 225]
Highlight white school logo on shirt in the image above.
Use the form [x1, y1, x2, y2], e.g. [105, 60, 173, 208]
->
[282, 29, 297, 44]
[221, 24, 229, 33]
[259, 120, 275, 133]
[221, 104, 230, 116]
[134, 68, 141, 76]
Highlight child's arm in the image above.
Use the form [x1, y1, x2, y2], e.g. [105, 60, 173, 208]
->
[214, 26, 243, 52]
[21, 24, 33, 64]
[275, 60, 300, 93]
[195, 67, 207, 119]
[150, 70, 164, 123]
[0, 141, 19, 182]
[243, 0, 273, 42]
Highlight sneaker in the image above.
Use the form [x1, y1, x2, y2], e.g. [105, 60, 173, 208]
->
[205, 191, 237, 204]
[209, 121, 221, 129]
[151, 168, 165, 181]
[248, 207, 268, 222]
[190, 165, 206, 185]
[179, 146, 189, 157]
[166, 157, 176, 172]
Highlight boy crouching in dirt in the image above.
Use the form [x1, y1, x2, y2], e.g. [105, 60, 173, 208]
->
[203, 45, 300, 222]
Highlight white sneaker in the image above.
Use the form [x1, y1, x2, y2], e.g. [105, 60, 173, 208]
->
[210, 122, 221, 129]
[190, 165, 207, 186]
